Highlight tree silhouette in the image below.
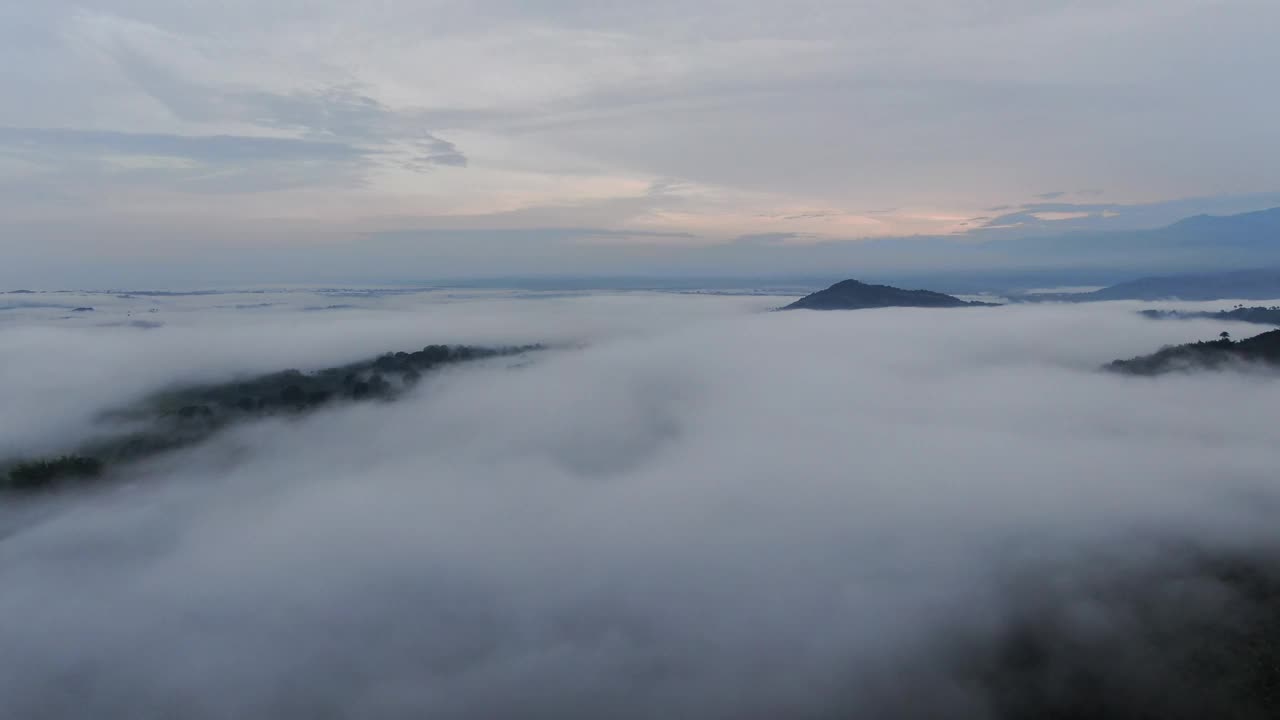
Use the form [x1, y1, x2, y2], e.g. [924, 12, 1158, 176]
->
[281, 385, 306, 406]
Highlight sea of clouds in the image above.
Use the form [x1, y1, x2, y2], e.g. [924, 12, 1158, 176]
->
[1, 289, 1279, 718]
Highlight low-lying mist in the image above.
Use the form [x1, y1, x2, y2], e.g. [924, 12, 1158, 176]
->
[0, 291, 779, 458]
[2, 292, 1279, 718]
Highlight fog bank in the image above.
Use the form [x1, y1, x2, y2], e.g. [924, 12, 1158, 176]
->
[2, 294, 1279, 718]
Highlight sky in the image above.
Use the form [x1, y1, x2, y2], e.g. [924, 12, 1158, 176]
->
[3, 1, 1280, 283]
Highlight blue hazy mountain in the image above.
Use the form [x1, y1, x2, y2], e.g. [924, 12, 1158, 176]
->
[1067, 269, 1280, 301]
[979, 207, 1280, 271]
[618, 206, 1280, 291]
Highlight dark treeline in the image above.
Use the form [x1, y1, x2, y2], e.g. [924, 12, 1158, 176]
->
[151, 343, 532, 416]
[2, 343, 542, 494]
[1106, 329, 1280, 375]
[5, 456, 102, 492]
[1138, 305, 1280, 326]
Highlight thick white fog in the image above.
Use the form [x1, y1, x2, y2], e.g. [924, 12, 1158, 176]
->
[2, 290, 1279, 718]
[0, 290, 779, 458]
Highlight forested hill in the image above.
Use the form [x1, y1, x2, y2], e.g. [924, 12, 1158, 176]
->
[1138, 306, 1280, 326]
[2, 343, 541, 493]
[1106, 330, 1280, 375]
[781, 279, 998, 311]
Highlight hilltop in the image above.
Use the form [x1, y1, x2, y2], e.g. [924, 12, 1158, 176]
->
[1106, 329, 1280, 375]
[780, 279, 999, 311]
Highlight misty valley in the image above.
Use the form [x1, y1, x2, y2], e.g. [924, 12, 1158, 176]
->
[11, 282, 1280, 497]
[2, 284, 1280, 719]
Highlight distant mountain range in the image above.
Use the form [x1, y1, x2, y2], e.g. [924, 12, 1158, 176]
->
[780, 279, 998, 311]
[1022, 268, 1280, 302]
[1084, 269, 1280, 301]
[611, 205, 1280, 293]
[982, 207, 1280, 272]
[735, 206, 1280, 292]
[718, 206, 1280, 290]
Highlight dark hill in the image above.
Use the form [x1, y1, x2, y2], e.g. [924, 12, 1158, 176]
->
[1, 342, 542, 494]
[781, 279, 998, 311]
[1106, 329, 1280, 375]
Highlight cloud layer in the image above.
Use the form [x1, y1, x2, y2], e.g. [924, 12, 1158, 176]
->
[3, 292, 1280, 717]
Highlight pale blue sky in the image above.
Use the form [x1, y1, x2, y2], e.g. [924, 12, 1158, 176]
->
[2, 1, 1279, 283]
